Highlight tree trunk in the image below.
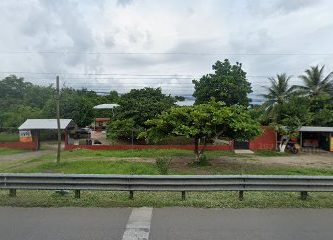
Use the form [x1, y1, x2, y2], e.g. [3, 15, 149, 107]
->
[194, 138, 200, 162]
[199, 137, 207, 156]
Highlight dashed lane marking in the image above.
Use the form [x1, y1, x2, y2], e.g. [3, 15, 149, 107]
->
[122, 207, 153, 240]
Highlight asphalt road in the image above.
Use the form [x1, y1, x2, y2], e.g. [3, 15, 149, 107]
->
[0, 207, 332, 240]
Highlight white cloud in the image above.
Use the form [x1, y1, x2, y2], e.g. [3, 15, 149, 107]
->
[0, 0, 333, 97]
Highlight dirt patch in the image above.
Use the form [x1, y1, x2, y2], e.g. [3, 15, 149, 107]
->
[65, 152, 333, 169]
[0, 150, 53, 162]
[249, 152, 333, 168]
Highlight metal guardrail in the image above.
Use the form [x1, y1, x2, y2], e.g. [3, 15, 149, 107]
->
[1, 173, 333, 200]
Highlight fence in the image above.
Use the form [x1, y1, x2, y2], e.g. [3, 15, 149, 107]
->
[1, 173, 333, 200]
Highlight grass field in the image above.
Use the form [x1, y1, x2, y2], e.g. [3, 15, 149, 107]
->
[1, 190, 332, 208]
[0, 132, 19, 142]
[6, 159, 333, 176]
[0, 148, 332, 208]
[1, 149, 331, 176]
[0, 148, 26, 155]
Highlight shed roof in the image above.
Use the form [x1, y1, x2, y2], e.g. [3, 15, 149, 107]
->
[93, 104, 119, 109]
[299, 126, 333, 132]
[18, 119, 76, 130]
[175, 100, 195, 106]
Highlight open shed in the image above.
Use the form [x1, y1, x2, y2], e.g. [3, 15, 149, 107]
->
[299, 126, 333, 152]
[18, 119, 77, 150]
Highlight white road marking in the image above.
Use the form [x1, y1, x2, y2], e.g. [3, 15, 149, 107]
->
[122, 207, 153, 240]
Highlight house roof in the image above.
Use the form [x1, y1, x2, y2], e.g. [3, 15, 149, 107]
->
[93, 104, 119, 109]
[95, 118, 111, 122]
[175, 100, 195, 106]
[299, 126, 333, 132]
[18, 119, 76, 130]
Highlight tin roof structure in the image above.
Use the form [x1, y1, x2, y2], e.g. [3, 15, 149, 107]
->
[299, 126, 333, 132]
[18, 119, 76, 130]
[93, 104, 120, 109]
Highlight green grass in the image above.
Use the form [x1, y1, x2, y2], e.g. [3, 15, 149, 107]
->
[0, 190, 332, 208]
[173, 163, 333, 176]
[15, 160, 158, 174]
[0, 148, 26, 155]
[63, 148, 241, 159]
[0, 148, 332, 208]
[5, 156, 333, 176]
[0, 132, 19, 142]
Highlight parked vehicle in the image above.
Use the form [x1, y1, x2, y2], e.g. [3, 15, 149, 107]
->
[285, 142, 300, 154]
[75, 127, 91, 139]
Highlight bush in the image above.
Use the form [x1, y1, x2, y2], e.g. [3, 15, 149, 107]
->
[106, 119, 136, 141]
[155, 157, 172, 175]
[198, 153, 210, 166]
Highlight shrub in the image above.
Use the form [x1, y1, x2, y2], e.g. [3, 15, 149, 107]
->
[155, 157, 172, 175]
[198, 153, 210, 166]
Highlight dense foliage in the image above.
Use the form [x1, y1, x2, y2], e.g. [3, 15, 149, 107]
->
[260, 65, 333, 151]
[107, 87, 178, 140]
[1, 61, 332, 150]
[0, 75, 109, 128]
[192, 59, 252, 106]
[142, 101, 261, 161]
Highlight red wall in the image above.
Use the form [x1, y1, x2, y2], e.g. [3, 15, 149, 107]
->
[65, 128, 277, 152]
[249, 127, 276, 151]
[65, 143, 234, 151]
[0, 142, 37, 150]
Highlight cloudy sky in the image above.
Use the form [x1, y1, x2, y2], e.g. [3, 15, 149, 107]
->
[1, 0, 333, 101]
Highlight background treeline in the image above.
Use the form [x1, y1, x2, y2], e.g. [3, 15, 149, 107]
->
[0, 60, 332, 139]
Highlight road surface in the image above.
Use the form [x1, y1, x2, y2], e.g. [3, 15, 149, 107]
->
[0, 207, 332, 240]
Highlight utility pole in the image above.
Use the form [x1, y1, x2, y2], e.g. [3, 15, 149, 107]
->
[56, 76, 61, 163]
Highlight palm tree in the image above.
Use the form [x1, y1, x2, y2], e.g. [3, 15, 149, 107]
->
[296, 65, 333, 98]
[261, 73, 295, 112]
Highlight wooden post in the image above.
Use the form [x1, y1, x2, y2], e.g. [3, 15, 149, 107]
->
[181, 191, 186, 200]
[74, 190, 81, 199]
[131, 129, 134, 146]
[9, 189, 16, 197]
[56, 76, 61, 163]
[129, 190, 134, 200]
[239, 190, 244, 201]
[300, 191, 308, 200]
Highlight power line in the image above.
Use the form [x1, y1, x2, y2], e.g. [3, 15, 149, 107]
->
[0, 50, 333, 56]
[0, 71, 197, 77]
[0, 71, 298, 79]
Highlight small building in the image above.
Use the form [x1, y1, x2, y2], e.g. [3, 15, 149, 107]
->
[93, 103, 119, 131]
[18, 119, 77, 150]
[94, 118, 111, 131]
[234, 126, 277, 151]
[299, 126, 333, 152]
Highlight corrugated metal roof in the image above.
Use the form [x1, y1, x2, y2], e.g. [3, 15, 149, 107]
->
[175, 100, 195, 106]
[93, 104, 119, 109]
[299, 126, 333, 132]
[18, 119, 76, 130]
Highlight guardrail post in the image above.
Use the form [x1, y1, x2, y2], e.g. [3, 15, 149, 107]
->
[300, 191, 308, 200]
[239, 190, 244, 201]
[74, 190, 81, 199]
[9, 189, 16, 197]
[129, 190, 134, 200]
[181, 191, 186, 200]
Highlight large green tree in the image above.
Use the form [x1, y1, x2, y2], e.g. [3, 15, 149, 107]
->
[296, 65, 333, 98]
[43, 88, 97, 127]
[0, 75, 32, 111]
[295, 65, 333, 126]
[192, 59, 252, 106]
[273, 96, 313, 152]
[2, 105, 42, 128]
[142, 101, 261, 161]
[107, 87, 177, 141]
[261, 73, 295, 122]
